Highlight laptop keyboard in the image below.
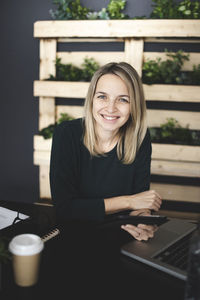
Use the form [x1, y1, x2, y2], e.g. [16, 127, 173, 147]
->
[154, 232, 194, 271]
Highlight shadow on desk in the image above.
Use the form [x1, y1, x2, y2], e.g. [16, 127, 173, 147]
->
[0, 200, 187, 300]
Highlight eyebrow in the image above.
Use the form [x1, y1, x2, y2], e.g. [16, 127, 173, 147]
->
[95, 91, 130, 98]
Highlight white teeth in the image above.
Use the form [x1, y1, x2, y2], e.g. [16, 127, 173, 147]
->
[103, 115, 117, 120]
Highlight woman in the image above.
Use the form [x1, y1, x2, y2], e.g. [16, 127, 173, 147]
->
[50, 62, 162, 242]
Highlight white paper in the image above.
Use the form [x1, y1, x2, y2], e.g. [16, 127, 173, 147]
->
[0, 207, 29, 230]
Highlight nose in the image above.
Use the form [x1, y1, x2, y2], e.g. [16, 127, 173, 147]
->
[106, 99, 116, 113]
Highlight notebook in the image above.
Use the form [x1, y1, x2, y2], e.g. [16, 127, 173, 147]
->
[120, 218, 198, 281]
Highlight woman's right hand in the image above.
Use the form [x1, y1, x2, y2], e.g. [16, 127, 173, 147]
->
[128, 190, 162, 212]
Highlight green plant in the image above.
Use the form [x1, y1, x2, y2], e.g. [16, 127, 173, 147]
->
[50, 0, 128, 20]
[150, 0, 200, 19]
[48, 57, 100, 82]
[48, 58, 83, 81]
[142, 49, 190, 84]
[178, 0, 200, 19]
[39, 113, 74, 139]
[49, 0, 90, 20]
[107, 0, 127, 19]
[149, 118, 199, 145]
[81, 57, 100, 81]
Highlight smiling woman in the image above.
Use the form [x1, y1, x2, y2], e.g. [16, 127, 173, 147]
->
[50, 62, 162, 242]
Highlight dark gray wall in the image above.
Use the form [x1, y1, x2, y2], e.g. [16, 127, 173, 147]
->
[0, 0, 184, 204]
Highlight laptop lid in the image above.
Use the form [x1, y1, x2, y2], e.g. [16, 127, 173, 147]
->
[120, 218, 197, 281]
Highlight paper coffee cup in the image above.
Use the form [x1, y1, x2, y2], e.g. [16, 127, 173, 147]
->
[9, 234, 44, 287]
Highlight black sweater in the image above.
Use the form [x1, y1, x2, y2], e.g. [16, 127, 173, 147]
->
[50, 118, 152, 222]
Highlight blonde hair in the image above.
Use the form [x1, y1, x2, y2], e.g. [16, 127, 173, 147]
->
[83, 62, 147, 164]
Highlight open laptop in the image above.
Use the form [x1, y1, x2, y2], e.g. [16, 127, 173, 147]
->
[120, 218, 198, 281]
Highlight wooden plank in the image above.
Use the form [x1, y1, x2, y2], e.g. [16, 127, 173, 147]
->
[152, 144, 200, 162]
[145, 37, 200, 43]
[39, 39, 57, 130]
[34, 80, 89, 98]
[34, 151, 50, 166]
[56, 105, 84, 120]
[150, 182, 200, 203]
[151, 159, 200, 177]
[39, 165, 51, 199]
[124, 38, 144, 76]
[144, 52, 200, 71]
[143, 84, 200, 103]
[34, 81, 200, 103]
[34, 135, 52, 151]
[39, 39, 57, 80]
[58, 38, 123, 43]
[56, 52, 124, 66]
[39, 97, 56, 130]
[34, 20, 200, 38]
[147, 109, 200, 130]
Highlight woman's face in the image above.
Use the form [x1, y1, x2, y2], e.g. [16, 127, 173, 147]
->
[92, 74, 131, 136]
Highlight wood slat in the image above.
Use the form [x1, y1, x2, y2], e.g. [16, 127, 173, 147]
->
[143, 84, 200, 102]
[56, 105, 84, 120]
[57, 51, 200, 71]
[150, 182, 200, 203]
[151, 159, 200, 177]
[152, 144, 200, 162]
[34, 81, 200, 103]
[39, 165, 51, 199]
[34, 20, 200, 38]
[124, 38, 144, 76]
[39, 39, 57, 130]
[34, 81, 89, 98]
[34, 151, 50, 166]
[34, 135, 52, 151]
[39, 97, 55, 130]
[147, 109, 200, 130]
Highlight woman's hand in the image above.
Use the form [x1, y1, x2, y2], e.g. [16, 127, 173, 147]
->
[128, 190, 162, 212]
[121, 223, 158, 241]
[121, 208, 158, 241]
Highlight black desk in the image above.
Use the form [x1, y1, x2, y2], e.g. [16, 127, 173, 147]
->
[0, 200, 186, 300]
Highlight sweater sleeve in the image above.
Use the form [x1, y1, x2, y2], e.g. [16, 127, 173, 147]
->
[49, 122, 105, 223]
[132, 129, 152, 194]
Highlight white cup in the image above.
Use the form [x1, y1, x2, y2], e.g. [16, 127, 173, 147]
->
[9, 234, 44, 287]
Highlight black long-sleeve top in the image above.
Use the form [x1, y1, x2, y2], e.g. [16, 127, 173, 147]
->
[50, 118, 152, 223]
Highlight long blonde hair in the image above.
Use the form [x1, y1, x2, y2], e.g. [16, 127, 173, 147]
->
[83, 62, 147, 164]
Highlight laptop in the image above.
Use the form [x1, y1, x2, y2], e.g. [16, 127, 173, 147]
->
[120, 218, 198, 281]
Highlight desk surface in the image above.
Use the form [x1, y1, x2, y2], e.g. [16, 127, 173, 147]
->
[0, 200, 187, 300]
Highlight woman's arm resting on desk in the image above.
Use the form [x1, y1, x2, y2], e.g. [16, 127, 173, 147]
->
[104, 190, 162, 214]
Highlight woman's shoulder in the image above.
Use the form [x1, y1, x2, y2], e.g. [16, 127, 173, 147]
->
[56, 118, 83, 133]
[53, 118, 84, 142]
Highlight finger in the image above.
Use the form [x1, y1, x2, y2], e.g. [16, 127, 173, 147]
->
[121, 224, 143, 239]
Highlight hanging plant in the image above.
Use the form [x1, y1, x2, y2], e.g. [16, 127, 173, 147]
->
[150, 0, 200, 19]
[48, 57, 100, 82]
[50, 0, 128, 20]
[149, 118, 200, 146]
[39, 113, 75, 139]
[142, 50, 200, 85]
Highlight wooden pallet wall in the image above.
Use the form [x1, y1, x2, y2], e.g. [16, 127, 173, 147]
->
[33, 20, 200, 204]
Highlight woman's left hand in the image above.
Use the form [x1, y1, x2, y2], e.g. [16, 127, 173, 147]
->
[121, 208, 158, 241]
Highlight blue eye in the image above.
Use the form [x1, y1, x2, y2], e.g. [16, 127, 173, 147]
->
[119, 98, 129, 103]
[97, 95, 106, 100]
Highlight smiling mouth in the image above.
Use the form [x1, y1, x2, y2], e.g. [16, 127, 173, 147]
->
[101, 114, 120, 120]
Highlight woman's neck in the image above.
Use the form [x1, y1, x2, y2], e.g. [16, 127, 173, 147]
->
[96, 130, 119, 153]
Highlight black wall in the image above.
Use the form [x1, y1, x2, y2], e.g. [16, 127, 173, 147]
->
[0, 0, 184, 204]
